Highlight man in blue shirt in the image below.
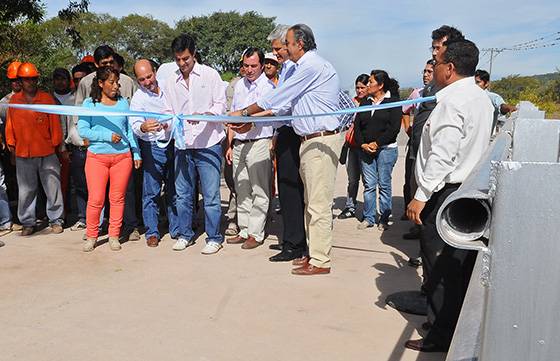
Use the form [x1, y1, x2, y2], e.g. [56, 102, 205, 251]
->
[475, 69, 516, 134]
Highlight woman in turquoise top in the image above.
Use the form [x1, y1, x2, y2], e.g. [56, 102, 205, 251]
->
[78, 66, 141, 252]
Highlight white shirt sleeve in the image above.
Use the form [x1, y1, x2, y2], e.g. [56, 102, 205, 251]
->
[128, 91, 145, 137]
[414, 101, 464, 202]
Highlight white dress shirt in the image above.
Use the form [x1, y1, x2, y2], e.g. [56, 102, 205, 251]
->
[231, 73, 275, 140]
[257, 51, 340, 136]
[156, 62, 179, 90]
[162, 62, 226, 149]
[129, 86, 170, 142]
[414, 76, 494, 202]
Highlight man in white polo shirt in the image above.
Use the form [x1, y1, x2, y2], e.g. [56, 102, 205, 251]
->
[226, 48, 275, 250]
[231, 24, 343, 276]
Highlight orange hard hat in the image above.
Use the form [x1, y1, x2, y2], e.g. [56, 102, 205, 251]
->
[81, 55, 95, 63]
[17, 62, 40, 78]
[6, 61, 22, 79]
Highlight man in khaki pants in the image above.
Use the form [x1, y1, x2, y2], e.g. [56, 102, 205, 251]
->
[226, 47, 275, 249]
[230, 24, 343, 275]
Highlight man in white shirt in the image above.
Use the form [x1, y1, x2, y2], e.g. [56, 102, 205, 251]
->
[231, 24, 342, 275]
[129, 59, 178, 248]
[405, 39, 494, 352]
[226, 48, 275, 250]
[163, 34, 227, 255]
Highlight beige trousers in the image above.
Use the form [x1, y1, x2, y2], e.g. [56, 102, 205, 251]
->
[232, 138, 272, 242]
[299, 132, 344, 268]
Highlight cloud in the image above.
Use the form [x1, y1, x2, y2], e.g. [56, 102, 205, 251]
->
[46, 0, 560, 90]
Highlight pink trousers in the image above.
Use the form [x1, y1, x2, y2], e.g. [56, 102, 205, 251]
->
[85, 151, 132, 239]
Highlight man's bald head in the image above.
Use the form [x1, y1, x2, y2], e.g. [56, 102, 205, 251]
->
[134, 59, 158, 93]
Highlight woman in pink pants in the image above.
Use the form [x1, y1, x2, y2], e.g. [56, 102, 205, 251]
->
[78, 67, 141, 252]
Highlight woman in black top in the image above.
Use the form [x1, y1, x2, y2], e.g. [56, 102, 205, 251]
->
[354, 70, 401, 230]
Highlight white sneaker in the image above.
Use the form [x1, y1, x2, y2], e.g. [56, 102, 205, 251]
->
[357, 220, 375, 230]
[70, 221, 86, 231]
[172, 238, 194, 251]
[201, 241, 223, 255]
[224, 222, 238, 236]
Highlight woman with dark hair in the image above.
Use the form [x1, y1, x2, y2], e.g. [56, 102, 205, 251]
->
[354, 69, 401, 231]
[78, 66, 141, 252]
[338, 74, 369, 219]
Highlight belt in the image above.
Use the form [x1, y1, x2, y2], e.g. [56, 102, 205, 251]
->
[234, 137, 270, 144]
[300, 129, 340, 142]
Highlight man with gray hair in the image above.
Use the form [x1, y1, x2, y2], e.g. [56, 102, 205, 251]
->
[230, 24, 343, 275]
[265, 24, 307, 263]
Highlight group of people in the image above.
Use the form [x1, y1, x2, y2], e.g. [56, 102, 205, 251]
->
[0, 21, 515, 352]
[338, 24, 512, 353]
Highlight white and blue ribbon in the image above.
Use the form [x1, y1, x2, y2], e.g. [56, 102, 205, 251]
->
[3, 95, 436, 148]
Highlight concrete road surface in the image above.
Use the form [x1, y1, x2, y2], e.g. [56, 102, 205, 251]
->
[0, 143, 446, 361]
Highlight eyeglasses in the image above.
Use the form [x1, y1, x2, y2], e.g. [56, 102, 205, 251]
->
[432, 61, 449, 67]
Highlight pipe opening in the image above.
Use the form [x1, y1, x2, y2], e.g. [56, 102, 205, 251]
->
[442, 198, 489, 236]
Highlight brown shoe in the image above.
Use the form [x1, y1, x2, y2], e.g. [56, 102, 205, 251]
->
[21, 226, 34, 236]
[241, 236, 263, 249]
[147, 236, 159, 247]
[404, 338, 447, 352]
[226, 235, 246, 244]
[291, 264, 331, 275]
[292, 256, 310, 266]
[51, 224, 63, 234]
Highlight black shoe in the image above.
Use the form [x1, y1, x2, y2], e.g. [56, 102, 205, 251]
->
[269, 248, 303, 262]
[408, 257, 422, 268]
[337, 208, 355, 219]
[269, 243, 282, 251]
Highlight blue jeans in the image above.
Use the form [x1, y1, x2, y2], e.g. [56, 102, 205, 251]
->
[360, 146, 398, 224]
[0, 162, 12, 229]
[140, 140, 179, 239]
[175, 143, 223, 243]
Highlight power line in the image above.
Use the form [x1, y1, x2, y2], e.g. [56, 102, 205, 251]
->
[480, 31, 560, 77]
[507, 31, 560, 49]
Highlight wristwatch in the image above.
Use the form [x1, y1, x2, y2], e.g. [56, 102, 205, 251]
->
[241, 108, 249, 117]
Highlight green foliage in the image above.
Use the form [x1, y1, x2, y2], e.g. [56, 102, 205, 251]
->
[221, 71, 238, 82]
[176, 11, 275, 73]
[0, 0, 44, 23]
[492, 73, 560, 118]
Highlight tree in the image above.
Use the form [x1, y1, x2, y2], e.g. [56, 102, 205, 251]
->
[176, 11, 275, 73]
[0, 0, 44, 23]
[114, 14, 176, 64]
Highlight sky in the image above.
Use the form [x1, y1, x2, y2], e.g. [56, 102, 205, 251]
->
[45, 0, 560, 91]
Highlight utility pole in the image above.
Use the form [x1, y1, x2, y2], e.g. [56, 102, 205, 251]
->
[488, 48, 495, 78]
